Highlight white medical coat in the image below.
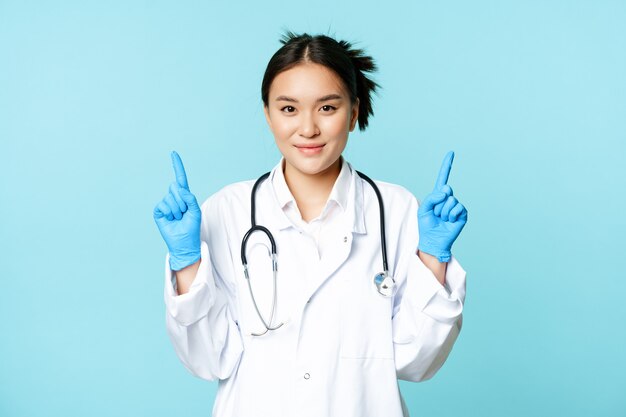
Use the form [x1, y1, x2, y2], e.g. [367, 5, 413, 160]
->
[163, 159, 466, 417]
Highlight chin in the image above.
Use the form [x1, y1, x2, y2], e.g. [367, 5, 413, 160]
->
[291, 158, 338, 176]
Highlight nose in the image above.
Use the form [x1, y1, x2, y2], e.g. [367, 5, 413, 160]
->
[298, 112, 320, 138]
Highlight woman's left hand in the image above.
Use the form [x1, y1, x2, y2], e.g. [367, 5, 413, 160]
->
[417, 151, 468, 263]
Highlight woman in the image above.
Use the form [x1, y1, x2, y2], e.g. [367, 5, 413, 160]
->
[154, 31, 468, 417]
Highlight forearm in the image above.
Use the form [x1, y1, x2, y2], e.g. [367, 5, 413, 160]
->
[174, 259, 201, 295]
[165, 278, 244, 381]
[393, 249, 465, 382]
[417, 250, 447, 286]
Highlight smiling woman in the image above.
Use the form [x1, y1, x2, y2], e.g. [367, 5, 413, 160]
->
[263, 62, 358, 221]
[153, 31, 468, 417]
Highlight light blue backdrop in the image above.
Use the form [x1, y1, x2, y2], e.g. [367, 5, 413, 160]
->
[1, 1, 624, 416]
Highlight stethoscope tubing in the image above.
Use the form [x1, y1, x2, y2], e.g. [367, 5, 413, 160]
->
[354, 170, 388, 273]
[240, 169, 391, 336]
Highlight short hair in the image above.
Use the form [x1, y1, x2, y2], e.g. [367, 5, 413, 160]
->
[261, 31, 380, 131]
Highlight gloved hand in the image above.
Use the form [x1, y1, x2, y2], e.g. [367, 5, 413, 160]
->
[418, 151, 468, 263]
[153, 151, 202, 271]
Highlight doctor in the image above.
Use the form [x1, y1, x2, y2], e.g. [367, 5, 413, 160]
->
[154, 32, 468, 417]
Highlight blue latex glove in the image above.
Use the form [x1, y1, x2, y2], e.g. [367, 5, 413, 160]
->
[417, 151, 468, 263]
[153, 151, 202, 271]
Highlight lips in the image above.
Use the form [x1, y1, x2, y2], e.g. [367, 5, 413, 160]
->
[295, 143, 325, 155]
[295, 144, 325, 149]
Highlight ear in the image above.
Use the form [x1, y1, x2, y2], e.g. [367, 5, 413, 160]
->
[349, 98, 360, 132]
[263, 105, 273, 130]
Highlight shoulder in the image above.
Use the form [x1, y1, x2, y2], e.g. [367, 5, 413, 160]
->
[358, 175, 418, 212]
[199, 179, 256, 215]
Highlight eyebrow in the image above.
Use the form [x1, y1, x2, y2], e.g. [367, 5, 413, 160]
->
[274, 93, 343, 103]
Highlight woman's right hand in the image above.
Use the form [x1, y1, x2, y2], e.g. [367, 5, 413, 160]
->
[153, 151, 202, 271]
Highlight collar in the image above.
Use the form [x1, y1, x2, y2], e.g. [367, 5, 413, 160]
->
[263, 157, 366, 234]
[272, 157, 351, 212]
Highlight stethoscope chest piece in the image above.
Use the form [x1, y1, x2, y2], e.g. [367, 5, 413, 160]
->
[374, 272, 396, 297]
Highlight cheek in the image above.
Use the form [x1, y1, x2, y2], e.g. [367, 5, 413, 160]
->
[321, 115, 350, 138]
[271, 117, 298, 139]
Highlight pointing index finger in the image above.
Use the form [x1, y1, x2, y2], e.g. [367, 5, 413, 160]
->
[434, 151, 455, 190]
[171, 151, 189, 190]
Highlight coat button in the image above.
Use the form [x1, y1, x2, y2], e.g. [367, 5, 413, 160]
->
[343, 236, 347, 243]
[303, 373, 310, 380]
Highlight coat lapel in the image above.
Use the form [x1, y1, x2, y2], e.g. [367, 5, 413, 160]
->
[300, 164, 367, 304]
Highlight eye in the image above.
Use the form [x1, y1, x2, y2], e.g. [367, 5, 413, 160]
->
[320, 105, 336, 112]
[280, 106, 296, 113]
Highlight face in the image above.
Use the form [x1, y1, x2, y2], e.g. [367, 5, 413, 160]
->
[263, 62, 359, 179]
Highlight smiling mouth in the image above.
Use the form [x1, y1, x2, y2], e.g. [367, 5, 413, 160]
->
[295, 144, 325, 154]
[295, 144, 325, 148]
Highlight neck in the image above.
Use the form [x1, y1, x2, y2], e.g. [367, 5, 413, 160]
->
[283, 158, 342, 222]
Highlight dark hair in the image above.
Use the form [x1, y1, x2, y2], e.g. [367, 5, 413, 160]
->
[261, 31, 380, 131]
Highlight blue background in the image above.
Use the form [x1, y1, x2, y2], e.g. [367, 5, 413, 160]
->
[1, 1, 625, 416]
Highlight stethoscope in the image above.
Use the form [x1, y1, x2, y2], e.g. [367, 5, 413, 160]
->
[240, 170, 396, 336]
